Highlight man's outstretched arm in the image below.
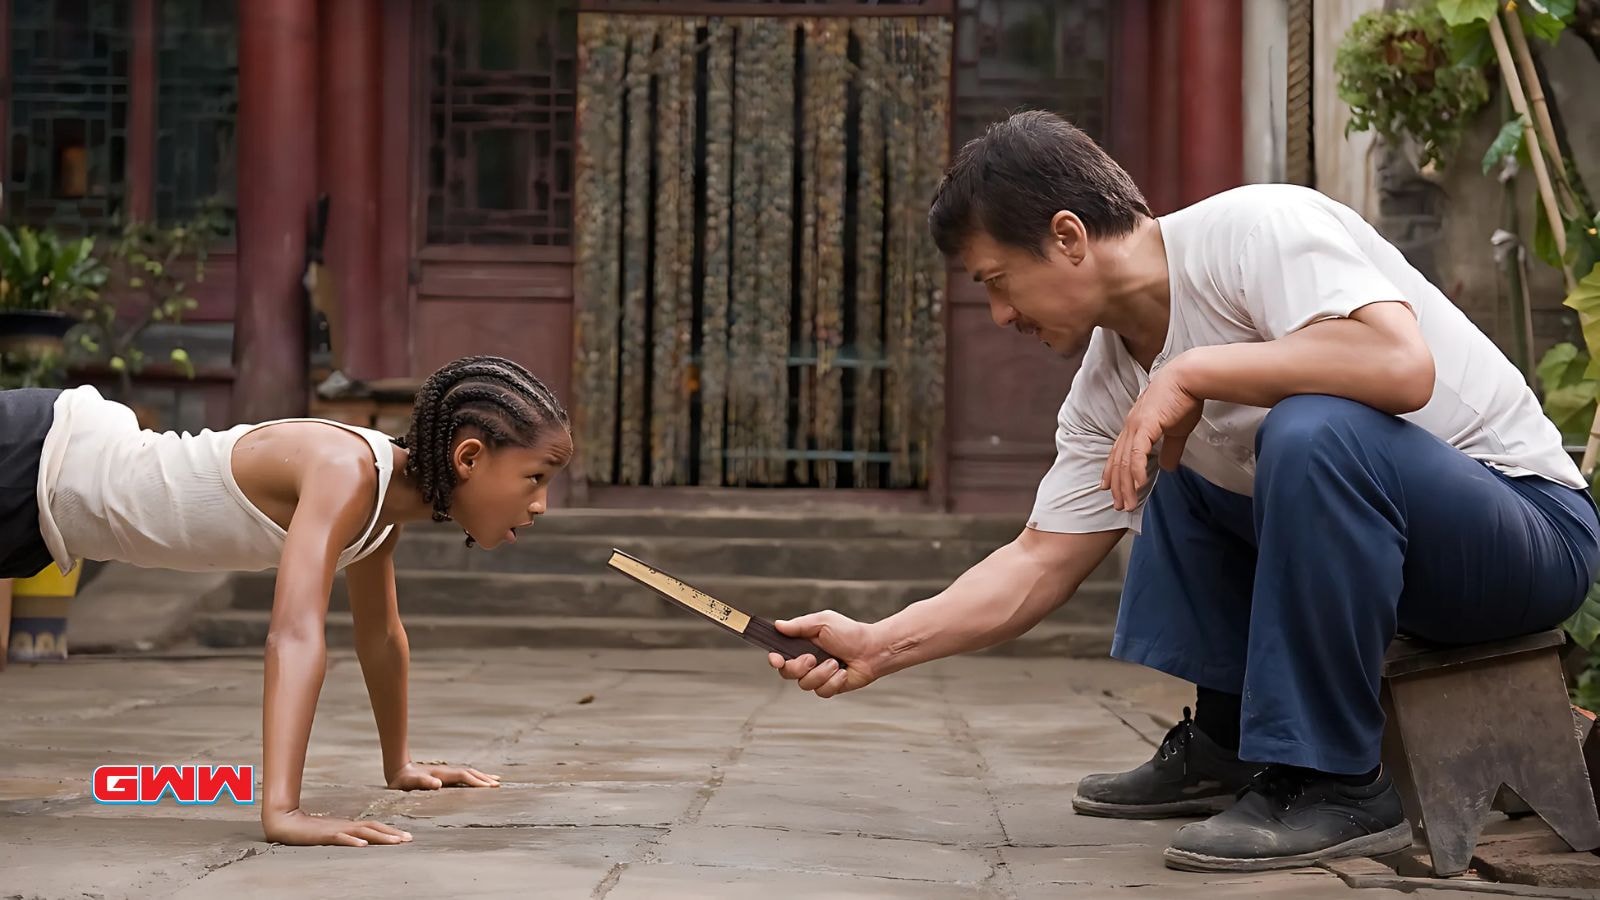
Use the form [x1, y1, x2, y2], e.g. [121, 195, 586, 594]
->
[769, 527, 1125, 697]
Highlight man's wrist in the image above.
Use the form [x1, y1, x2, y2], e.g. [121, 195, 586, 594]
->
[1163, 347, 1212, 398]
[863, 619, 918, 677]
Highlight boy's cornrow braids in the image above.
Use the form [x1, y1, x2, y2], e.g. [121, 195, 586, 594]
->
[394, 355, 571, 542]
[424, 378, 457, 521]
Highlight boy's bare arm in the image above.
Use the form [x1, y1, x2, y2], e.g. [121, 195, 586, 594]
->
[346, 528, 499, 791]
[261, 458, 410, 847]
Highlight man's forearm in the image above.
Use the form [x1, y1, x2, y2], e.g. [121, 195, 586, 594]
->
[867, 530, 1121, 676]
[355, 628, 413, 781]
[1174, 305, 1434, 415]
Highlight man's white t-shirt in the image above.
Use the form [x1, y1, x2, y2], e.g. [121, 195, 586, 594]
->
[1030, 183, 1584, 534]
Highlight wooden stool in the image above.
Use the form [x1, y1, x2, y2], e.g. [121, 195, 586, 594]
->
[1380, 629, 1600, 876]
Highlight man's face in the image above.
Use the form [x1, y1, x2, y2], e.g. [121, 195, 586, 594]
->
[958, 222, 1105, 359]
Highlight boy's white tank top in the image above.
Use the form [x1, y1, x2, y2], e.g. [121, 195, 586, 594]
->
[35, 385, 397, 574]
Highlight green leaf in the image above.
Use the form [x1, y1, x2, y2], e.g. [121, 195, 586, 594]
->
[1533, 0, 1579, 20]
[1483, 116, 1527, 174]
[1566, 581, 1600, 649]
[1566, 264, 1600, 377]
[1543, 381, 1599, 438]
[1574, 656, 1600, 710]
[109, 356, 126, 372]
[1437, 0, 1497, 26]
[1537, 341, 1586, 392]
[1567, 217, 1600, 284]
[1446, 20, 1494, 64]
[170, 348, 195, 379]
[1521, 0, 1575, 41]
[128, 277, 143, 289]
[1522, 11, 1568, 40]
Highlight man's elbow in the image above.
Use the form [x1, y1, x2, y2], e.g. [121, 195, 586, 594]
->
[1380, 344, 1435, 414]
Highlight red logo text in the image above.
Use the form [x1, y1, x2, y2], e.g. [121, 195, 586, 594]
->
[92, 765, 255, 805]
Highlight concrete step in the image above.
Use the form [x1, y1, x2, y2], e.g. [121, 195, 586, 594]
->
[191, 611, 1115, 658]
[467, 509, 1023, 542]
[399, 530, 1100, 582]
[218, 568, 1125, 624]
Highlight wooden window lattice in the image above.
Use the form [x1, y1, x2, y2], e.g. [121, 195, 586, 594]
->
[575, 14, 951, 489]
[427, 0, 579, 246]
[7, 0, 131, 230]
[155, 0, 236, 229]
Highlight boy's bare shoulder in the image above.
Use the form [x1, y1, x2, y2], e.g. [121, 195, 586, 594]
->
[237, 420, 379, 497]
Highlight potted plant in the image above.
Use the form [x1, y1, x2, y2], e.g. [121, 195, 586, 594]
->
[0, 225, 108, 359]
[1335, 5, 1492, 173]
[66, 208, 226, 413]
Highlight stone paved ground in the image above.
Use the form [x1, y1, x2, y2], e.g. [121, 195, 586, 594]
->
[0, 648, 1510, 899]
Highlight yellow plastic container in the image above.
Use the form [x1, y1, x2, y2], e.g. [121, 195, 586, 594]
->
[8, 563, 80, 662]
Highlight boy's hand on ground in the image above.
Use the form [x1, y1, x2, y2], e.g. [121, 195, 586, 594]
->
[768, 611, 881, 698]
[387, 761, 501, 790]
[263, 808, 413, 847]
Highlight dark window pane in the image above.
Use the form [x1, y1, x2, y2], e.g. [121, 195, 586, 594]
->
[952, 0, 1111, 147]
[155, 0, 237, 230]
[7, 0, 129, 230]
[475, 128, 530, 211]
[428, 0, 577, 246]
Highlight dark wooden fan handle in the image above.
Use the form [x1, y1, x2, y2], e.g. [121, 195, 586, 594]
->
[744, 616, 840, 666]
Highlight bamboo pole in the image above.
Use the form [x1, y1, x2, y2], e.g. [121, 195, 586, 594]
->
[1502, 6, 1580, 217]
[1490, 7, 1600, 473]
[1488, 10, 1576, 294]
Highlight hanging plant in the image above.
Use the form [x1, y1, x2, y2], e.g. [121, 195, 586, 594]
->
[1336, 5, 1492, 171]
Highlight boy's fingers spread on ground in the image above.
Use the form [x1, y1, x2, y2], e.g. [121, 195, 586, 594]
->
[370, 822, 411, 838]
[334, 833, 368, 848]
[355, 826, 406, 844]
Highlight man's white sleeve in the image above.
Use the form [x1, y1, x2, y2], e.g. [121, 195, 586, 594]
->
[1237, 205, 1409, 340]
[1029, 417, 1153, 534]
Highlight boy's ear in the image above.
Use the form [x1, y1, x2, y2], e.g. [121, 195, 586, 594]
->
[453, 437, 485, 479]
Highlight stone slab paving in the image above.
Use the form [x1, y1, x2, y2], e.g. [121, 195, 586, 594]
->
[0, 649, 1506, 899]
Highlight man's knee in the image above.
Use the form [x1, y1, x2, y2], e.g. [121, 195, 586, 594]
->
[1255, 395, 1388, 463]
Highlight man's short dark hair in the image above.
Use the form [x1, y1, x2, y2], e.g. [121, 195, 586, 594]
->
[928, 111, 1152, 259]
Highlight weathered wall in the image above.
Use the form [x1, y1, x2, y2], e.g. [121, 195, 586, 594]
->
[1243, 0, 1290, 185]
[1316, 0, 1387, 217]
